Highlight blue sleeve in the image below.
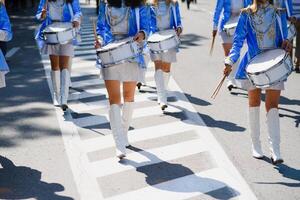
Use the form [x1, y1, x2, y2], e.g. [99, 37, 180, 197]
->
[280, 11, 288, 40]
[225, 13, 248, 65]
[139, 5, 150, 37]
[213, 0, 224, 30]
[96, 4, 113, 45]
[175, 2, 182, 28]
[285, 0, 293, 17]
[71, 0, 82, 21]
[36, 0, 46, 21]
[0, 5, 12, 41]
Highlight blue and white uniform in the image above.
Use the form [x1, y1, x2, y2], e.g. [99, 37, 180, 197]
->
[35, 0, 82, 56]
[96, 1, 150, 81]
[213, 0, 251, 43]
[149, 0, 182, 63]
[0, 3, 12, 88]
[225, 2, 288, 90]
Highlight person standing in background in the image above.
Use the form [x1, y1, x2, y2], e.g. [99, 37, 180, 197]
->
[0, 0, 12, 88]
[292, 0, 300, 72]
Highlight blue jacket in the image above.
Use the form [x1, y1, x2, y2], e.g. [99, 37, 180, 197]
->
[149, 1, 183, 34]
[0, 4, 12, 42]
[35, 0, 82, 44]
[213, 0, 252, 31]
[96, 4, 150, 68]
[225, 9, 288, 79]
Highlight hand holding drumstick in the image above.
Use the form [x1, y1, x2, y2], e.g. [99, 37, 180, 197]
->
[92, 20, 101, 49]
[211, 64, 232, 99]
[41, 0, 48, 20]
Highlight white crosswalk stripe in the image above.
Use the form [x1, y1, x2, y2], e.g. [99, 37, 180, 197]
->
[39, 2, 257, 200]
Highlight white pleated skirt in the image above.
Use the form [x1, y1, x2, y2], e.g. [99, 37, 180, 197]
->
[219, 31, 233, 44]
[101, 62, 144, 82]
[236, 79, 285, 91]
[0, 71, 6, 88]
[150, 49, 177, 63]
[41, 42, 74, 57]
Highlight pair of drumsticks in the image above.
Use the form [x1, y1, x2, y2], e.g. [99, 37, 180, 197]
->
[210, 34, 227, 99]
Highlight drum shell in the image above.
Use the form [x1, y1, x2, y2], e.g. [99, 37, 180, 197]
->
[43, 24, 75, 45]
[246, 51, 293, 88]
[97, 40, 139, 67]
[147, 32, 180, 53]
[224, 27, 236, 37]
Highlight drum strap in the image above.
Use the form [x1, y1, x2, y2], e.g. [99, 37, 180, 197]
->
[171, 5, 177, 28]
[135, 8, 140, 31]
[284, 0, 291, 18]
[276, 14, 284, 41]
[68, 3, 74, 20]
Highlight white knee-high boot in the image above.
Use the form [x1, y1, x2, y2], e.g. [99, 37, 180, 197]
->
[51, 70, 61, 106]
[154, 69, 164, 105]
[267, 108, 283, 165]
[249, 107, 263, 159]
[61, 69, 70, 111]
[109, 104, 126, 159]
[122, 102, 134, 147]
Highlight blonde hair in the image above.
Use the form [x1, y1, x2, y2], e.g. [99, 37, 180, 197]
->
[152, 0, 177, 6]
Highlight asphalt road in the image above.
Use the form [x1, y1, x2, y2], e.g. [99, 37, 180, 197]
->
[0, 1, 299, 200]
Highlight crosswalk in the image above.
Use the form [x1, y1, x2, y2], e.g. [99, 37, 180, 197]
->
[40, 2, 257, 200]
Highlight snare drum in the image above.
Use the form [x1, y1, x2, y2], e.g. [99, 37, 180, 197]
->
[96, 37, 140, 67]
[287, 23, 296, 41]
[147, 29, 180, 53]
[43, 22, 75, 44]
[223, 17, 239, 37]
[246, 49, 292, 88]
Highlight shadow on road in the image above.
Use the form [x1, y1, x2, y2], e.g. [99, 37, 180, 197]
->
[121, 145, 239, 199]
[0, 156, 73, 200]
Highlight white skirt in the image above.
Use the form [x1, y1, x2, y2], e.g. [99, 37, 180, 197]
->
[150, 49, 177, 63]
[41, 42, 74, 57]
[101, 62, 143, 82]
[236, 79, 285, 91]
[0, 71, 6, 88]
[219, 31, 233, 44]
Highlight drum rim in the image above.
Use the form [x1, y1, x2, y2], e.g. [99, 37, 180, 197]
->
[247, 70, 292, 88]
[246, 48, 289, 75]
[43, 22, 74, 34]
[96, 38, 136, 53]
[98, 55, 139, 67]
[147, 29, 178, 43]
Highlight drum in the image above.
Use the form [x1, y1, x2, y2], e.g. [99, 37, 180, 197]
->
[246, 49, 292, 88]
[147, 29, 180, 53]
[96, 37, 140, 67]
[223, 17, 239, 37]
[287, 23, 296, 41]
[43, 22, 75, 44]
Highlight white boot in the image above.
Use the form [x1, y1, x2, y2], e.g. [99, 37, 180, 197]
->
[68, 58, 72, 88]
[61, 69, 70, 111]
[109, 104, 126, 159]
[122, 102, 134, 147]
[155, 69, 168, 110]
[267, 108, 284, 165]
[249, 107, 263, 159]
[50, 70, 61, 106]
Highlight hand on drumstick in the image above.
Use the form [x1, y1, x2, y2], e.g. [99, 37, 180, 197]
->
[282, 40, 292, 53]
[94, 40, 101, 49]
[223, 64, 232, 77]
[176, 27, 182, 36]
[212, 30, 217, 38]
[41, 8, 47, 20]
[134, 31, 145, 43]
[289, 16, 297, 24]
[72, 21, 80, 28]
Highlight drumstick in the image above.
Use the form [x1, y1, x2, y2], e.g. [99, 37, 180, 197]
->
[92, 20, 98, 43]
[211, 75, 226, 99]
[209, 35, 216, 56]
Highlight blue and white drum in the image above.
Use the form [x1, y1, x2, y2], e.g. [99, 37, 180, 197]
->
[43, 22, 75, 44]
[246, 49, 292, 88]
[147, 29, 180, 53]
[96, 37, 140, 67]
